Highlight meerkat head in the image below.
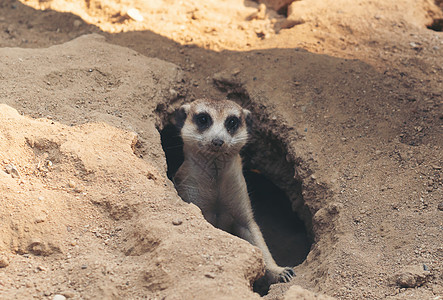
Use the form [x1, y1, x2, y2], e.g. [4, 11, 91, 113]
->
[175, 99, 251, 158]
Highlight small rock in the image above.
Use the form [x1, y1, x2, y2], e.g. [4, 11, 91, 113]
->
[205, 272, 216, 279]
[127, 8, 144, 22]
[68, 180, 76, 188]
[396, 273, 418, 288]
[256, 3, 267, 19]
[73, 187, 83, 193]
[4, 164, 20, 178]
[61, 291, 75, 298]
[37, 265, 47, 271]
[392, 265, 431, 288]
[81, 264, 87, 269]
[248, 3, 266, 20]
[191, 9, 203, 20]
[231, 68, 241, 76]
[169, 88, 178, 100]
[28, 240, 61, 256]
[53, 295, 66, 300]
[375, 150, 382, 155]
[279, 19, 304, 30]
[0, 255, 9, 268]
[438, 202, 443, 211]
[4, 165, 13, 174]
[35, 214, 47, 223]
[172, 219, 183, 226]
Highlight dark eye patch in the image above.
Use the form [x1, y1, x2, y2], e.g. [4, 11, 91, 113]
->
[193, 112, 213, 131]
[225, 115, 241, 134]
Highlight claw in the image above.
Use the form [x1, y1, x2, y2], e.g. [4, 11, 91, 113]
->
[278, 267, 295, 282]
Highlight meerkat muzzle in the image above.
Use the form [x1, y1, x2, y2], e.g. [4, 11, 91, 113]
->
[211, 138, 224, 147]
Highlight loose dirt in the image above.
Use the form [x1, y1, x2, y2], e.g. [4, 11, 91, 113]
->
[0, 0, 442, 299]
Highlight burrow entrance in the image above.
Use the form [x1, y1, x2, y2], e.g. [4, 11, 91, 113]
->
[158, 105, 313, 294]
[427, 18, 443, 31]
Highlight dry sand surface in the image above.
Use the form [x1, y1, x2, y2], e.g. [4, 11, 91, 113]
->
[0, 0, 442, 299]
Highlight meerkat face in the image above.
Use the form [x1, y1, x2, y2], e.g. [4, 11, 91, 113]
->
[176, 99, 251, 158]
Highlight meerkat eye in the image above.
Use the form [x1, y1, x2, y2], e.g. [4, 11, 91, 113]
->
[225, 116, 241, 134]
[193, 112, 212, 131]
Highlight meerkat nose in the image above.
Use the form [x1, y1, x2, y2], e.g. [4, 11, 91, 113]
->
[212, 138, 224, 147]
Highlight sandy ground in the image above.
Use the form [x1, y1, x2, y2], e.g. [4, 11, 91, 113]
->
[0, 0, 442, 299]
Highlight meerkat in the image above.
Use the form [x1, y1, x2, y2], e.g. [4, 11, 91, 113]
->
[173, 98, 295, 286]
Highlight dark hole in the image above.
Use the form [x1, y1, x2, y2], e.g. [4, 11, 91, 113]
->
[244, 170, 311, 268]
[159, 121, 311, 296]
[277, 6, 288, 17]
[159, 124, 184, 179]
[427, 18, 443, 31]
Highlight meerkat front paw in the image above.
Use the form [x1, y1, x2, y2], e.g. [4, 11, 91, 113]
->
[266, 266, 295, 284]
[278, 267, 295, 283]
[254, 267, 296, 295]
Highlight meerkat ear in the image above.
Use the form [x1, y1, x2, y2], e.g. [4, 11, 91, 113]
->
[175, 104, 191, 129]
[243, 109, 252, 128]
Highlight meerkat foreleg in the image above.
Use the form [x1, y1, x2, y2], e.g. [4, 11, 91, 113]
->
[234, 221, 295, 283]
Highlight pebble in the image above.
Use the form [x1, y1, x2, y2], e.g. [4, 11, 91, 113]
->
[127, 8, 144, 22]
[73, 20, 82, 28]
[438, 202, 443, 211]
[53, 295, 66, 300]
[35, 214, 47, 223]
[204, 272, 216, 279]
[68, 180, 76, 188]
[4, 164, 20, 178]
[392, 265, 430, 288]
[231, 68, 241, 76]
[61, 291, 75, 298]
[37, 265, 47, 271]
[172, 219, 183, 226]
[169, 88, 178, 100]
[0, 255, 9, 268]
[4, 164, 13, 174]
[255, 3, 267, 20]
